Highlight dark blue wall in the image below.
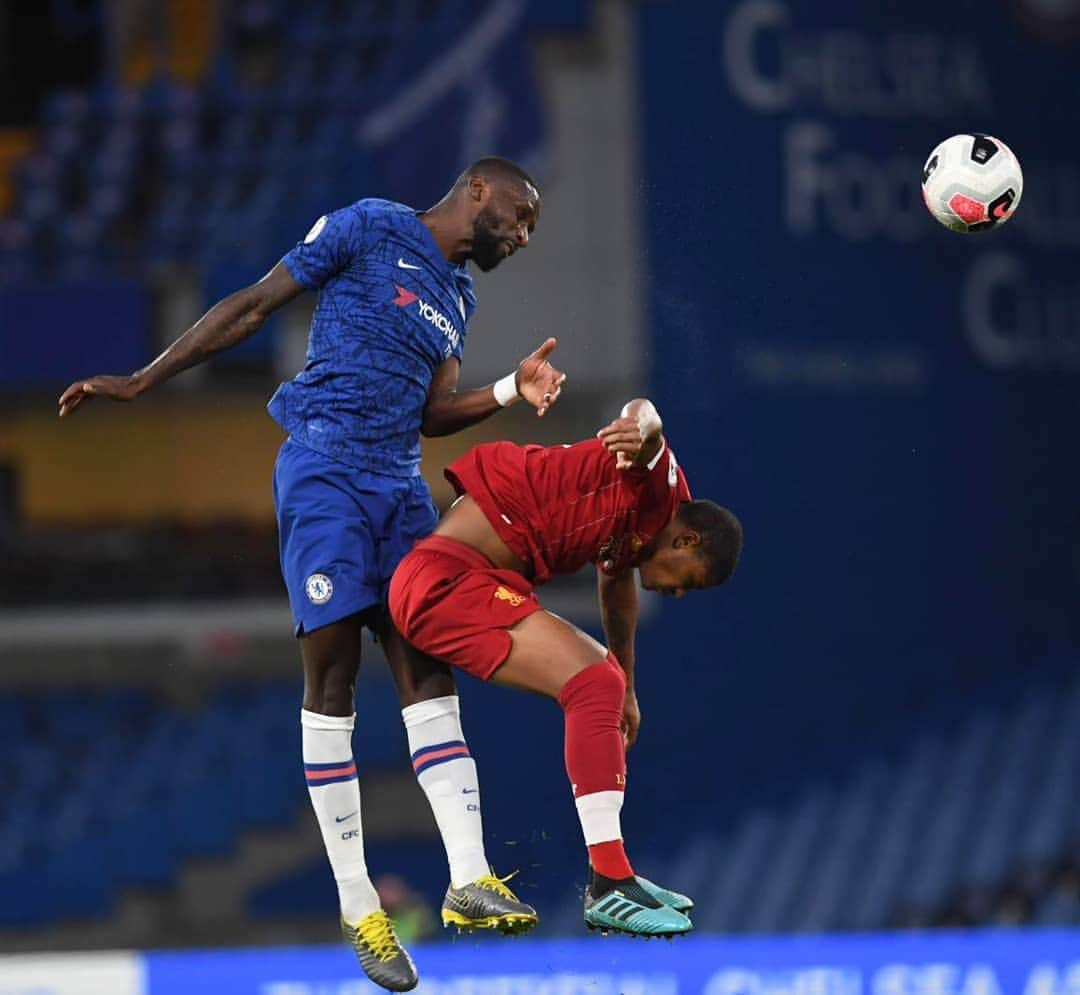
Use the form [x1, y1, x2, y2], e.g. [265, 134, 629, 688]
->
[630, 0, 1080, 814]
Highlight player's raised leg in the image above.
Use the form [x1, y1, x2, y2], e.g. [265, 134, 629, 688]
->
[275, 444, 417, 988]
[381, 620, 538, 934]
[493, 610, 692, 938]
[300, 612, 418, 991]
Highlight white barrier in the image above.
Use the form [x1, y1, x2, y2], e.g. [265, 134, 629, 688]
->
[0, 951, 144, 995]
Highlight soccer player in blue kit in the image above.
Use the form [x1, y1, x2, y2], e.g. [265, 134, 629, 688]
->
[59, 158, 565, 990]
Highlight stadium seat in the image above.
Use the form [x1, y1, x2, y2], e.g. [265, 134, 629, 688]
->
[8, 650, 1080, 934]
[1032, 890, 1080, 926]
[743, 789, 832, 933]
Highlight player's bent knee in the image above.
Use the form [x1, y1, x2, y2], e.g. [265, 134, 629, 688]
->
[557, 657, 627, 713]
[604, 652, 628, 694]
[302, 679, 356, 717]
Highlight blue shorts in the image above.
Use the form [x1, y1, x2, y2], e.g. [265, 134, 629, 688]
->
[273, 438, 439, 635]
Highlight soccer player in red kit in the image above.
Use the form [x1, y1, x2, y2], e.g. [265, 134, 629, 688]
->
[389, 398, 742, 937]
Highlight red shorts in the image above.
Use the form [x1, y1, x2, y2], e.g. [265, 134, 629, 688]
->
[389, 535, 543, 681]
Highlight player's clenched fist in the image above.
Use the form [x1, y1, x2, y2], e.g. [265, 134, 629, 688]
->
[596, 397, 663, 469]
[514, 337, 566, 417]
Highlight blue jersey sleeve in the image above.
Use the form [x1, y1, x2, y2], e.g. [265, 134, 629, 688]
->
[452, 265, 476, 362]
[281, 203, 370, 290]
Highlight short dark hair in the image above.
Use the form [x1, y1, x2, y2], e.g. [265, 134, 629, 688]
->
[461, 156, 539, 194]
[676, 500, 743, 586]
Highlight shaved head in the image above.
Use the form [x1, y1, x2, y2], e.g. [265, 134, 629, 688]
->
[457, 156, 540, 197]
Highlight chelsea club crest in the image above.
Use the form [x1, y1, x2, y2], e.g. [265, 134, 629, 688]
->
[305, 573, 333, 605]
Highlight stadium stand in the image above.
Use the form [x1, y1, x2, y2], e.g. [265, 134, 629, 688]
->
[0, 0, 547, 293]
[4, 656, 1075, 937]
[630, 667, 1080, 934]
[238, 661, 1080, 935]
[0, 677, 413, 928]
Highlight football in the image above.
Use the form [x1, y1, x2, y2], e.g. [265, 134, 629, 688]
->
[921, 134, 1023, 233]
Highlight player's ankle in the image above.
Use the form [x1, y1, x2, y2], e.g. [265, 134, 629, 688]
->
[586, 838, 633, 879]
[587, 868, 662, 907]
[588, 867, 630, 899]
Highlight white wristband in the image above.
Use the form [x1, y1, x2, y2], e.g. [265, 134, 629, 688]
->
[493, 371, 519, 407]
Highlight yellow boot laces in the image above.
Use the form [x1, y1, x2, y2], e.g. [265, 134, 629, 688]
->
[354, 910, 403, 962]
[475, 870, 520, 900]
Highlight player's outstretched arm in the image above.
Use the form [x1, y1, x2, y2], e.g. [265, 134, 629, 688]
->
[58, 262, 305, 417]
[598, 568, 642, 748]
[420, 336, 567, 437]
[596, 398, 663, 470]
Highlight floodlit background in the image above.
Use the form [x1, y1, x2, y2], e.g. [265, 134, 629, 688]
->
[0, 0, 1078, 991]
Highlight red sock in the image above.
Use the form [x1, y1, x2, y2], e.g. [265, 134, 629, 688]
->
[557, 655, 632, 878]
[589, 839, 633, 880]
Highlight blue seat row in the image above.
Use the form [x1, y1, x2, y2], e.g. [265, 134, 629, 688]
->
[0, 675, 410, 927]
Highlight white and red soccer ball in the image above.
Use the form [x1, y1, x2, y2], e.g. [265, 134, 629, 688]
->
[921, 134, 1023, 233]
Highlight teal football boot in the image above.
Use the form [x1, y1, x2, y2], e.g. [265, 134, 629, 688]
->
[636, 876, 694, 914]
[584, 878, 692, 938]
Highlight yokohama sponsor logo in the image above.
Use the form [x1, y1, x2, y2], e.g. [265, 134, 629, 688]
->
[418, 300, 456, 339]
[394, 284, 459, 349]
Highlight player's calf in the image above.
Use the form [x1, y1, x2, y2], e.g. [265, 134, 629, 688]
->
[558, 657, 635, 877]
[402, 694, 491, 888]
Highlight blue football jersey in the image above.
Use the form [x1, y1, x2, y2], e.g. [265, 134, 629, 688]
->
[268, 198, 477, 477]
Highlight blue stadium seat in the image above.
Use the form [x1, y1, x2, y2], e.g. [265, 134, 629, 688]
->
[18, 185, 64, 229]
[10, 661, 1080, 932]
[61, 213, 109, 247]
[89, 82, 145, 125]
[43, 125, 83, 163]
[792, 761, 886, 932]
[248, 837, 449, 920]
[845, 736, 943, 930]
[698, 811, 778, 932]
[0, 822, 33, 875]
[85, 147, 136, 186]
[963, 690, 1055, 891]
[42, 90, 91, 129]
[292, 13, 334, 50]
[141, 79, 203, 120]
[1033, 890, 1080, 926]
[743, 789, 831, 933]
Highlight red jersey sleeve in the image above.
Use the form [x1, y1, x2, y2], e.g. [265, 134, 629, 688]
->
[596, 439, 692, 575]
[618, 438, 689, 494]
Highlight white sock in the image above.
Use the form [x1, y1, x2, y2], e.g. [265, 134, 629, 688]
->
[301, 709, 381, 922]
[575, 790, 625, 845]
[402, 695, 490, 888]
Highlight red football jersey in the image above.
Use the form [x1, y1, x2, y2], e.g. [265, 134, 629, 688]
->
[444, 437, 692, 585]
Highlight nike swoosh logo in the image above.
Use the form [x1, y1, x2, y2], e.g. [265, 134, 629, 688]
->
[335, 811, 358, 823]
[397, 258, 422, 270]
[462, 788, 478, 794]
